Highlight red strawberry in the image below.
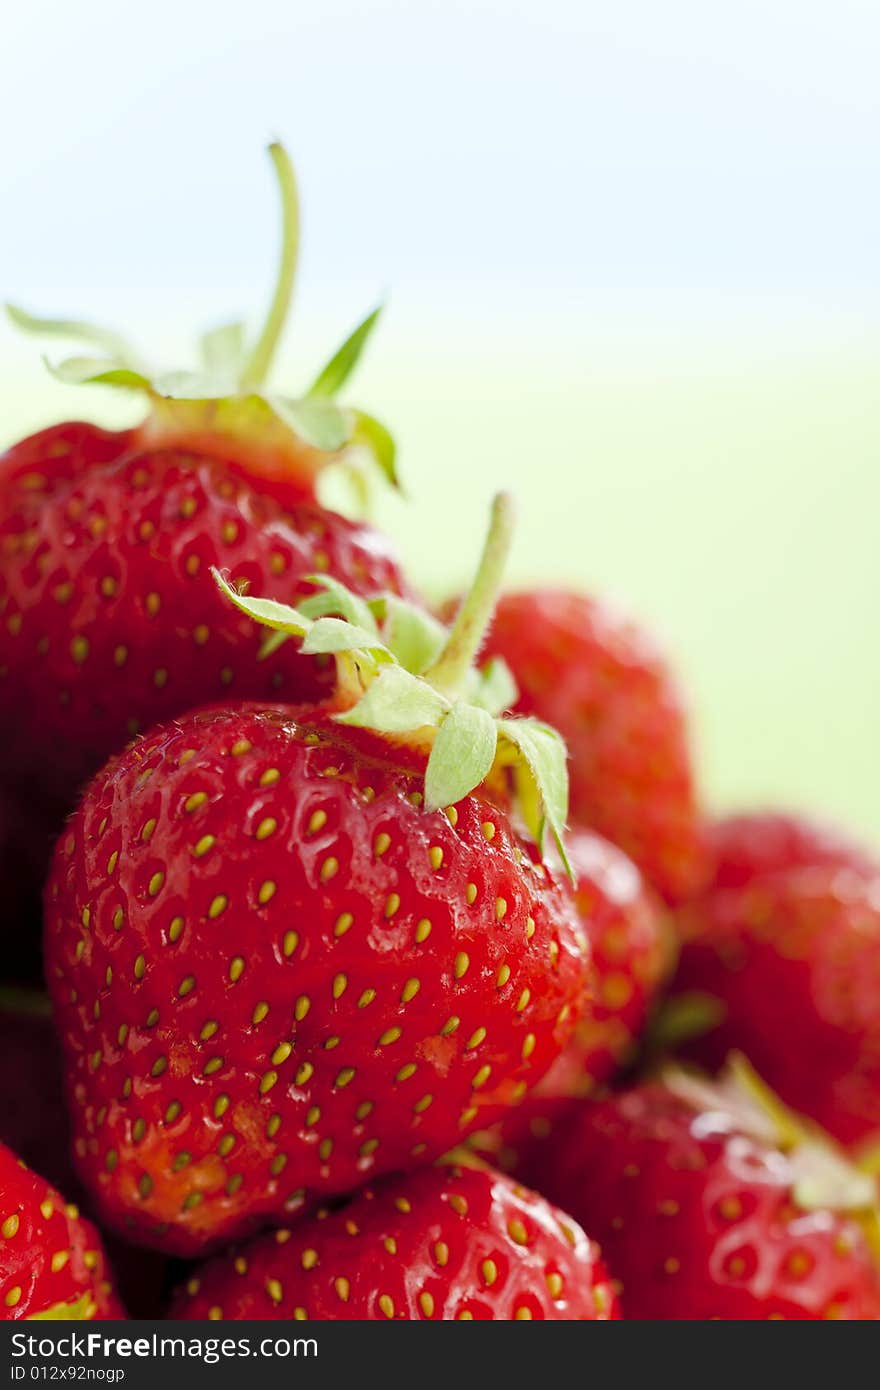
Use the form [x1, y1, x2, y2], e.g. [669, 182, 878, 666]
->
[0, 1140, 124, 1320]
[670, 866, 880, 1149]
[45, 497, 592, 1254]
[707, 811, 879, 890]
[473, 590, 710, 904]
[531, 1067, 880, 1320]
[1, 145, 403, 819]
[170, 1161, 619, 1320]
[470, 829, 670, 1173]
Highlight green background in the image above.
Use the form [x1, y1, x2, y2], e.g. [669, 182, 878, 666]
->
[3, 320, 877, 851]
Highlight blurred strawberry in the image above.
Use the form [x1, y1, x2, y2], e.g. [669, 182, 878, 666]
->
[171, 1161, 619, 1320]
[468, 589, 710, 903]
[531, 1062, 880, 1320]
[707, 811, 879, 891]
[671, 866, 880, 1149]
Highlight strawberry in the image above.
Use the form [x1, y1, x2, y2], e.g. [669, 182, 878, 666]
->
[0, 1140, 124, 1320]
[470, 829, 670, 1174]
[45, 496, 592, 1254]
[0, 145, 404, 820]
[471, 590, 710, 904]
[706, 811, 879, 891]
[170, 1161, 619, 1320]
[530, 1063, 880, 1320]
[669, 866, 880, 1149]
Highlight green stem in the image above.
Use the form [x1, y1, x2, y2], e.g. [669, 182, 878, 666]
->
[426, 491, 515, 698]
[240, 143, 301, 389]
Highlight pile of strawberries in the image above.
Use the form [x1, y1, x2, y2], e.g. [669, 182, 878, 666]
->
[2, 147, 879, 1323]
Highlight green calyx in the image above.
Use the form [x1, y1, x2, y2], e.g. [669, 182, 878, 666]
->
[6, 144, 397, 494]
[665, 1056, 880, 1235]
[213, 492, 571, 868]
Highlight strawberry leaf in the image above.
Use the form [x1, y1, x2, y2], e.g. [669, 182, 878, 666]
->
[270, 395, 351, 452]
[200, 321, 247, 374]
[467, 655, 518, 716]
[212, 569, 311, 637]
[300, 617, 390, 657]
[298, 576, 380, 632]
[6, 302, 139, 363]
[424, 704, 498, 812]
[336, 665, 448, 733]
[498, 717, 570, 867]
[349, 409, 398, 488]
[372, 595, 447, 674]
[44, 355, 152, 391]
[308, 305, 383, 398]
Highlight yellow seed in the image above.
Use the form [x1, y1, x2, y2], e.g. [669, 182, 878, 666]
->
[466, 882, 478, 904]
[70, 636, 89, 665]
[466, 1027, 487, 1050]
[259, 767, 280, 786]
[508, 1218, 529, 1245]
[229, 957, 245, 982]
[200, 1020, 219, 1041]
[113, 644, 128, 667]
[384, 892, 400, 919]
[419, 1291, 435, 1317]
[457, 1310, 474, 1321]
[40, 1200, 54, 1220]
[258, 880, 276, 906]
[318, 1138, 333, 1161]
[378, 1294, 395, 1318]
[400, 978, 420, 1004]
[252, 1001, 269, 1025]
[295, 1062, 314, 1086]
[440, 1016, 460, 1037]
[267, 1115, 282, 1138]
[546, 1272, 564, 1298]
[522, 1033, 536, 1059]
[481, 820, 496, 841]
[193, 834, 215, 857]
[378, 1026, 401, 1046]
[168, 916, 184, 943]
[294, 995, 310, 1022]
[305, 1106, 321, 1127]
[153, 668, 168, 688]
[359, 1138, 379, 1156]
[516, 989, 531, 1012]
[208, 895, 228, 920]
[260, 1071, 278, 1094]
[332, 973, 347, 1000]
[5, 1287, 22, 1308]
[184, 792, 208, 813]
[134, 954, 146, 980]
[282, 930, 299, 957]
[107, 851, 118, 875]
[178, 975, 195, 997]
[307, 809, 327, 836]
[472, 1064, 492, 1089]
[434, 1241, 450, 1266]
[320, 856, 339, 882]
[255, 818, 277, 841]
[150, 1056, 167, 1077]
[413, 1093, 433, 1113]
[1, 1215, 20, 1238]
[481, 1259, 498, 1286]
[165, 1101, 182, 1123]
[193, 624, 209, 645]
[429, 846, 444, 870]
[271, 1041, 292, 1066]
[148, 872, 164, 897]
[358, 989, 376, 1009]
[414, 919, 432, 943]
[266, 1278, 283, 1304]
[395, 1197, 412, 1214]
[495, 897, 508, 921]
[496, 963, 511, 987]
[335, 1067, 356, 1088]
[334, 1277, 350, 1302]
[145, 592, 161, 616]
[525, 916, 536, 939]
[454, 952, 470, 979]
[113, 908, 125, 931]
[446, 806, 459, 826]
[333, 912, 354, 938]
[213, 1095, 230, 1119]
[515, 1307, 533, 1320]
[355, 1101, 374, 1121]
[374, 832, 391, 857]
[396, 1062, 417, 1081]
[383, 1237, 397, 1254]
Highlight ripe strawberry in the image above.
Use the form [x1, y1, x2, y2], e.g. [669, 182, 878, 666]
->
[670, 866, 880, 1149]
[471, 829, 670, 1174]
[0, 1140, 124, 1320]
[170, 1161, 619, 1320]
[1, 145, 403, 818]
[531, 1066, 880, 1320]
[706, 811, 879, 891]
[45, 497, 592, 1254]
[472, 590, 710, 904]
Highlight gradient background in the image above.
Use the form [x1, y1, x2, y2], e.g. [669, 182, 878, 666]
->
[1, 1, 878, 844]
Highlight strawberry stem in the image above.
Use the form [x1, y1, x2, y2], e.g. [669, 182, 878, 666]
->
[240, 142, 301, 390]
[426, 491, 515, 699]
